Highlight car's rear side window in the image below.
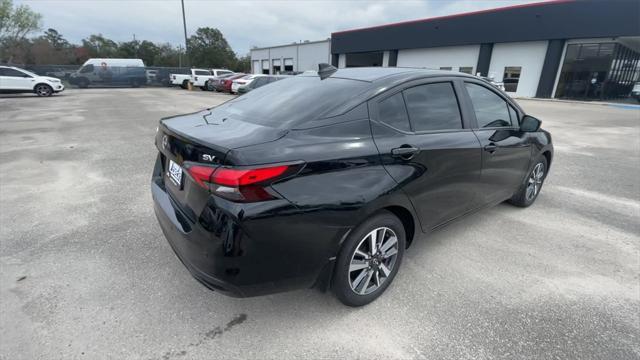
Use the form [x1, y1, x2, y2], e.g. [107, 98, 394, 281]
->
[403, 82, 462, 131]
[378, 92, 411, 132]
[465, 83, 513, 128]
[0, 68, 27, 77]
[195, 70, 210, 76]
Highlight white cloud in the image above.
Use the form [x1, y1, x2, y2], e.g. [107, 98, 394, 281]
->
[15, 0, 547, 55]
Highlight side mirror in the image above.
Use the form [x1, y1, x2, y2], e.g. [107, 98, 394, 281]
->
[520, 115, 541, 132]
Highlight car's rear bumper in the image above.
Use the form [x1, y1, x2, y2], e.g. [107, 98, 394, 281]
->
[151, 155, 344, 297]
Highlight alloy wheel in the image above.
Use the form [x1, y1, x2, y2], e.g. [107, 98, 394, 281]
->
[36, 85, 51, 97]
[526, 162, 545, 201]
[349, 227, 399, 295]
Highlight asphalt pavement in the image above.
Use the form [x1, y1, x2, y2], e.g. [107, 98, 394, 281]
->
[1, 88, 638, 359]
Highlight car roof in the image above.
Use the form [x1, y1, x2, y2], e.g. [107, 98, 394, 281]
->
[300, 67, 478, 83]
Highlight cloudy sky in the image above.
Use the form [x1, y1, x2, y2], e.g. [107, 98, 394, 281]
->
[15, 0, 549, 55]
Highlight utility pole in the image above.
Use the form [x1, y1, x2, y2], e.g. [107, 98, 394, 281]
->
[181, 0, 189, 67]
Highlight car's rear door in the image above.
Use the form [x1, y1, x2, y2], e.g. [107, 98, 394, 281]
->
[370, 78, 483, 231]
[459, 80, 532, 204]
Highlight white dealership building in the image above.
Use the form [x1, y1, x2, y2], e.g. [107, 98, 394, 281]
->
[251, 0, 639, 101]
[250, 39, 331, 75]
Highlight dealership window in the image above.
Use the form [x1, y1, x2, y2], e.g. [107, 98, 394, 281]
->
[284, 58, 294, 72]
[465, 83, 512, 128]
[439, 67, 452, 71]
[378, 92, 411, 132]
[503, 66, 521, 92]
[261, 60, 269, 75]
[272, 59, 281, 74]
[403, 83, 462, 131]
[459, 67, 473, 75]
[346, 52, 383, 67]
[556, 42, 640, 100]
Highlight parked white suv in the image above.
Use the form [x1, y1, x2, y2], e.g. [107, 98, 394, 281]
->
[0, 66, 65, 96]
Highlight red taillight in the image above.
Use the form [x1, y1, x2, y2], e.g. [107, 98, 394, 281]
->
[211, 166, 288, 186]
[187, 165, 216, 188]
[186, 164, 295, 202]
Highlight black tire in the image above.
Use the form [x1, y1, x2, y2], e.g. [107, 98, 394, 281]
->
[200, 86, 207, 91]
[332, 210, 406, 307]
[181, 80, 189, 89]
[508, 155, 548, 207]
[34, 84, 53, 97]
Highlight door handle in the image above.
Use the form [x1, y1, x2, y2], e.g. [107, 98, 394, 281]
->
[484, 143, 497, 153]
[391, 146, 419, 160]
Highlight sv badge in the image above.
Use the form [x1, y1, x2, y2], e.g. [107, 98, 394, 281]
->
[201, 154, 216, 162]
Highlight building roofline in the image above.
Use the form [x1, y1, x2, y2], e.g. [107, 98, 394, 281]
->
[331, 0, 573, 35]
[250, 39, 330, 52]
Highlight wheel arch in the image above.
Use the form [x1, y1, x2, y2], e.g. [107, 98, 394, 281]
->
[542, 150, 552, 168]
[33, 82, 53, 91]
[382, 205, 416, 248]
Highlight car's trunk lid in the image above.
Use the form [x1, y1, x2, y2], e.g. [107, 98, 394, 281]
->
[155, 109, 286, 217]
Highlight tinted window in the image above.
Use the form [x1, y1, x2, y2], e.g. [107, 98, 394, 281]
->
[218, 71, 232, 76]
[465, 83, 513, 128]
[208, 76, 370, 128]
[378, 92, 411, 132]
[403, 83, 462, 131]
[251, 77, 269, 88]
[195, 70, 210, 75]
[508, 105, 519, 125]
[0, 68, 29, 77]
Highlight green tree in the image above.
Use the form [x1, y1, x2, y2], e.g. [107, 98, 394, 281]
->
[0, 0, 42, 62]
[81, 34, 119, 58]
[187, 27, 237, 69]
[234, 54, 251, 73]
[41, 28, 69, 49]
[153, 43, 183, 67]
[30, 28, 74, 64]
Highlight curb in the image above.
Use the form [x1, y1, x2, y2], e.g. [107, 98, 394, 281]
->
[514, 97, 640, 109]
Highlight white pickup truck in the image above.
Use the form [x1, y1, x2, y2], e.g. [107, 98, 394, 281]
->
[192, 68, 234, 90]
[170, 68, 234, 90]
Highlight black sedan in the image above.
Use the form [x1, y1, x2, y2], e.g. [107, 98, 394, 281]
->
[151, 66, 553, 306]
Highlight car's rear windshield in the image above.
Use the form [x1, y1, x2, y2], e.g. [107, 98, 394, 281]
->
[209, 75, 370, 128]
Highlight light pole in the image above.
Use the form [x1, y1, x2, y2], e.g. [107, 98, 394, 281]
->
[181, 0, 189, 66]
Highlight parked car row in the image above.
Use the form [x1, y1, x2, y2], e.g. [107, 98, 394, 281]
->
[169, 68, 234, 90]
[168, 69, 292, 95]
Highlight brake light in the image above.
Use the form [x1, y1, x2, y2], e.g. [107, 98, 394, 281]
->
[186, 164, 298, 202]
[187, 165, 215, 188]
[212, 166, 288, 186]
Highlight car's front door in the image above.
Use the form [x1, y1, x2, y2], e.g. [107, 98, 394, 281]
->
[0, 68, 35, 90]
[370, 79, 483, 231]
[461, 81, 532, 204]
